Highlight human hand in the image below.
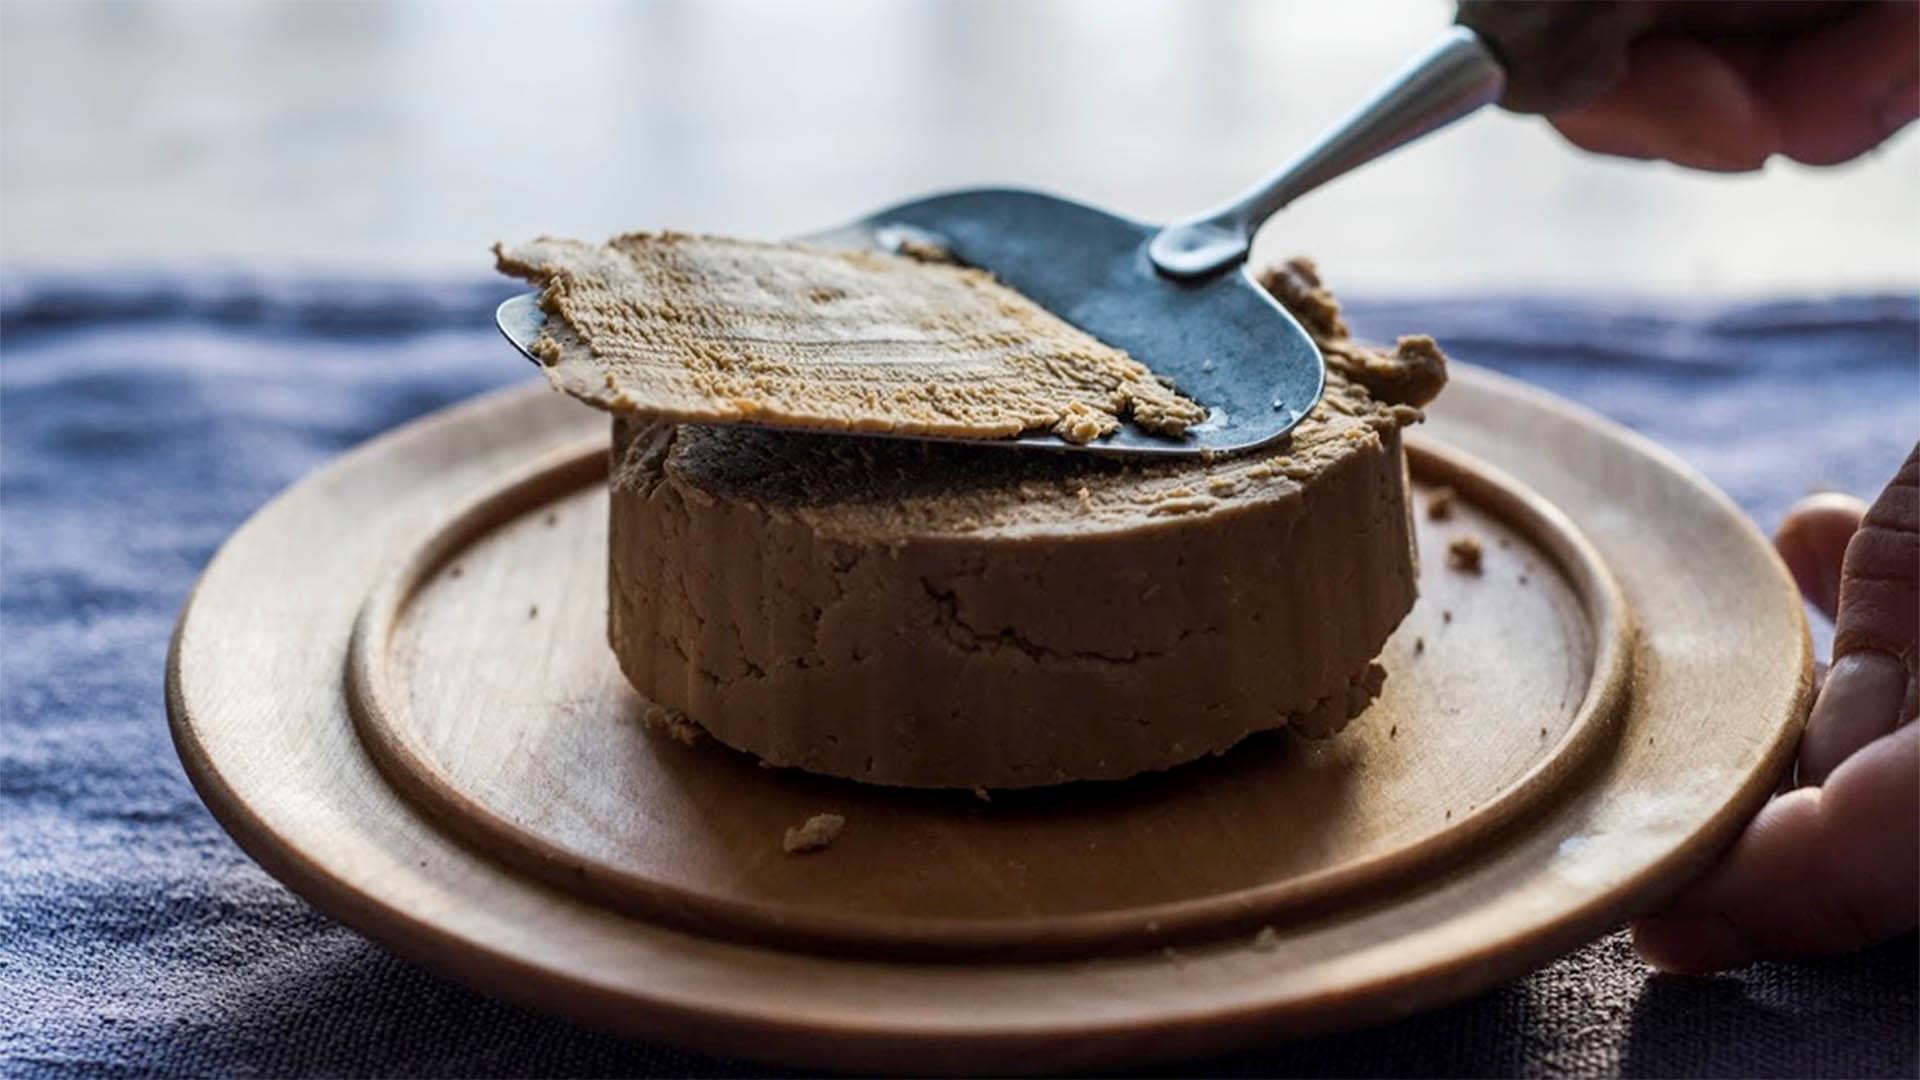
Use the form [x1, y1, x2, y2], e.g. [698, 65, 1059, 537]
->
[1630, 445, 1917, 973]
[1458, 0, 1920, 170]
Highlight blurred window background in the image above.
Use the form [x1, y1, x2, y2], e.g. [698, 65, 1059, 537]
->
[3, 0, 1916, 295]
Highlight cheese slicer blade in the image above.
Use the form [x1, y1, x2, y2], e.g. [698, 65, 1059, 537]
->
[499, 26, 1502, 458]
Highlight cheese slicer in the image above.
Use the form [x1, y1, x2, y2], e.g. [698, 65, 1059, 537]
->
[498, 26, 1503, 458]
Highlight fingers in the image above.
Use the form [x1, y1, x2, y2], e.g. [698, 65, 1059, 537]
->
[1774, 492, 1867, 619]
[1549, 1, 1918, 170]
[1640, 449, 1918, 970]
[1549, 35, 1781, 171]
[1833, 446, 1919, 669]
[1799, 650, 1910, 785]
[1754, 0, 1920, 166]
[1797, 448, 1915, 810]
[1633, 720, 1920, 973]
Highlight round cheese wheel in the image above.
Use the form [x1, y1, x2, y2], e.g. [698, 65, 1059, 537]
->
[606, 260, 1446, 788]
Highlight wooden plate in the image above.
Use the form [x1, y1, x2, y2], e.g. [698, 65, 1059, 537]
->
[343, 436, 1628, 962]
[168, 366, 1811, 1073]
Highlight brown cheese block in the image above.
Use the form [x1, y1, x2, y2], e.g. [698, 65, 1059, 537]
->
[495, 232, 1206, 444]
[605, 259, 1447, 788]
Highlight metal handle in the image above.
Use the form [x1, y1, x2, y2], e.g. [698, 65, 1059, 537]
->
[1149, 26, 1506, 279]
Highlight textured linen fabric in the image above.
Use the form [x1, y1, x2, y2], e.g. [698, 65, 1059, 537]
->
[2, 274, 1915, 1079]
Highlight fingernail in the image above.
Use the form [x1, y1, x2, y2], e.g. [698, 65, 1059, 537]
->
[1633, 913, 1753, 974]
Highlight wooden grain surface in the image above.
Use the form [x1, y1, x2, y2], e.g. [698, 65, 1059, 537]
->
[168, 366, 1812, 1073]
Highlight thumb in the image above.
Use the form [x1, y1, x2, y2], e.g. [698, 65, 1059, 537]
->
[1831, 445, 1919, 677]
[1802, 445, 1920, 784]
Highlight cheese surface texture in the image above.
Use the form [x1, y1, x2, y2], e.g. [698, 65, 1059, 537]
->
[496, 232, 1205, 444]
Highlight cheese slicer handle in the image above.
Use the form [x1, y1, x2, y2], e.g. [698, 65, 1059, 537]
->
[1149, 26, 1506, 279]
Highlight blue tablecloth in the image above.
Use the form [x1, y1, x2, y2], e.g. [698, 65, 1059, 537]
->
[3, 273, 1916, 1078]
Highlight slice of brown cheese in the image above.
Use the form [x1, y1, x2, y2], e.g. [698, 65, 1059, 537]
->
[588, 256, 1449, 788]
[495, 232, 1206, 444]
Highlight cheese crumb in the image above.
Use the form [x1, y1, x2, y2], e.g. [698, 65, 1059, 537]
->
[639, 703, 704, 747]
[1447, 535, 1484, 574]
[1051, 401, 1115, 444]
[893, 234, 957, 265]
[782, 813, 846, 854]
